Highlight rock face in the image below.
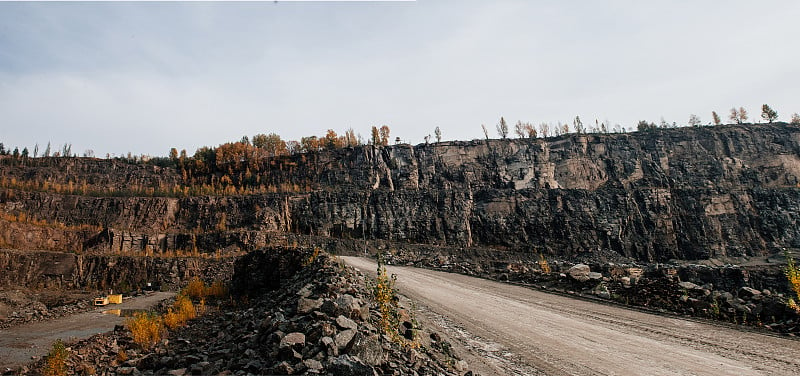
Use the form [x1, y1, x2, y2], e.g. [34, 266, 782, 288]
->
[0, 249, 233, 291]
[3, 124, 800, 262]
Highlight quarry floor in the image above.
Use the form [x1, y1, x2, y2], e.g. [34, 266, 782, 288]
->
[343, 257, 800, 376]
[0, 291, 174, 370]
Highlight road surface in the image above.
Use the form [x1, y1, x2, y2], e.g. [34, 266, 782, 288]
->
[342, 257, 800, 376]
[0, 291, 174, 369]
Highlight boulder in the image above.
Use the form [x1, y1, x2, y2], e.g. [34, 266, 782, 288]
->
[328, 355, 376, 376]
[297, 298, 322, 314]
[279, 332, 306, 350]
[568, 264, 591, 282]
[350, 334, 383, 366]
[335, 329, 356, 350]
[335, 315, 358, 330]
[738, 287, 762, 299]
[678, 281, 702, 291]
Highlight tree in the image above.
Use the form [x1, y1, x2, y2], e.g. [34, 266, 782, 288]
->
[792, 113, 800, 125]
[61, 143, 72, 158]
[286, 140, 300, 154]
[300, 136, 320, 152]
[637, 120, 656, 131]
[344, 128, 358, 147]
[21, 147, 29, 158]
[481, 124, 489, 140]
[44, 142, 51, 157]
[496, 117, 508, 139]
[688, 114, 702, 127]
[434, 126, 442, 143]
[573, 116, 584, 134]
[514, 121, 527, 138]
[739, 107, 748, 123]
[712, 111, 721, 125]
[265, 133, 288, 156]
[729, 107, 741, 124]
[525, 123, 537, 138]
[33, 143, 39, 158]
[379, 126, 390, 146]
[324, 129, 343, 149]
[252, 134, 268, 149]
[83, 149, 94, 158]
[169, 148, 179, 161]
[515, 121, 536, 138]
[371, 126, 380, 145]
[761, 104, 778, 123]
[538, 122, 550, 138]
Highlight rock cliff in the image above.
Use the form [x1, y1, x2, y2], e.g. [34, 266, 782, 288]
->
[2, 124, 800, 262]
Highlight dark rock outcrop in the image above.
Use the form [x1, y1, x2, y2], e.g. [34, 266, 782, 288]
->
[3, 124, 800, 263]
[0, 249, 233, 291]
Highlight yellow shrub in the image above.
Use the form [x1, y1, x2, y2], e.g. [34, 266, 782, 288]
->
[183, 277, 206, 299]
[174, 294, 197, 321]
[42, 339, 68, 376]
[786, 251, 800, 313]
[162, 308, 183, 330]
[205, 281, 228, 298]
[126, 312, 163, 348]
[538, 253, 551, 274]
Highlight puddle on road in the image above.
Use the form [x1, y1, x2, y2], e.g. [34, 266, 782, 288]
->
[101, 309, 149, 317]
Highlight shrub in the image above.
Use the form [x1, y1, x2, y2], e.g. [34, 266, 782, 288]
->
[42, 339, 68, 376]
[163, 294, 197, 329]
[371, 253, 418, 347]
[538, 253, 551, 274]
[785, 250, 800, 313]
[183, 277, 206, 299]
[205, 281, 228, 298]
[126, 312, 163, 348]
[373, 260, 400, 341]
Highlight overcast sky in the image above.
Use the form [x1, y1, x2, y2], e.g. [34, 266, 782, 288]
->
[1, 0, 799, 157]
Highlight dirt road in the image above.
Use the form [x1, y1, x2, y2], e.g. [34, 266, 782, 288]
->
[0, 291, 174, 369]
[342, 257, 800, 376]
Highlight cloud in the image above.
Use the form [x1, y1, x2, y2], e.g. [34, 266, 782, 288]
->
[1, 1, 799, 156]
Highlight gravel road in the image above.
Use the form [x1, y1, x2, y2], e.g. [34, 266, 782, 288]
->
[0, 291, 174, 369]
[342, 257, 800, 376]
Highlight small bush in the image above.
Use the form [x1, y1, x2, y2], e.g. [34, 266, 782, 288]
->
[182, 277, 228, 300]
[205, 281, 228, 298]
[42, 339, 68, 376]
[371, 253, 417, 347]
[163, 295, 196, 329]
[183, 277, 206, 299]
[786, 250, 800, 313]
[538, 253, 551, 274]
[126, 312, 163, 348]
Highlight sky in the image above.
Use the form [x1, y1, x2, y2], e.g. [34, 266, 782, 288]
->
[1, 0, 799, 157]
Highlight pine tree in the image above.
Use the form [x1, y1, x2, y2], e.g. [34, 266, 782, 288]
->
[761, 104, 778, 123]
[712, 111, 721, 125]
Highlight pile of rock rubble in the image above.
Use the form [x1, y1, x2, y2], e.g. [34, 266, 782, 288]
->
[21, 247, 469, 375]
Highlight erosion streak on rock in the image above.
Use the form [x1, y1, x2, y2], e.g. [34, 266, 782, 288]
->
[343, 257, 800, 376]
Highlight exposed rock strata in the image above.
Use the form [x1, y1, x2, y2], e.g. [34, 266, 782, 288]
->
[3, 124, 800, 262]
